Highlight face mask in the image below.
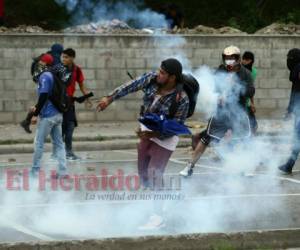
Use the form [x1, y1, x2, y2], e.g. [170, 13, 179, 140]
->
[225, 59, 236, 66]
[32, 64, 47, 83]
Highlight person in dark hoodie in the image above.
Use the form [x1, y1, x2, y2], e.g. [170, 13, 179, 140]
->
[278, 48, 300, 174]
[48, 43, 64, 65]
[242, 51, 258, 134]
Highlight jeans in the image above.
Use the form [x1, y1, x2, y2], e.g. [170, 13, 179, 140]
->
[137, 139, 173, 189]
[32, 113, 67, 175]
[290, 115, 300, 162]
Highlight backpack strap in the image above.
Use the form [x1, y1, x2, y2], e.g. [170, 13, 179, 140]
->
[167, 83, 183, 119]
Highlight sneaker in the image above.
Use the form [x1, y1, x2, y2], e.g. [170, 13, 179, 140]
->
[20, 120, 32, 134]
[242, 172, 255, 177]
[48, 154, 58, 162]
[66, 153, 81, 161]
[139, 180, 150, 191]
[138, 214, 165, 230]
[179, 162, 194, 177]
[278, 159, 294, 175]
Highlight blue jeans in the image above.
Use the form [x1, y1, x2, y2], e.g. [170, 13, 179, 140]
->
[289, 115, 300, 161]
[32, 113, 67, 175]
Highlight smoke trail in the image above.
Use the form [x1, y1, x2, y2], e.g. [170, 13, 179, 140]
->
[55, 0, 168, 28]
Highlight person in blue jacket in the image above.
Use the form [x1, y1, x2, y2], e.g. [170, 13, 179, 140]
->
[30, 54, 68, 179]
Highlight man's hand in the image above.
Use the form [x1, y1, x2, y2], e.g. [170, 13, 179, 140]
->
[250, 103, 256, 113]
[31, 116, 38, 125]
[136, 129, 160, 139]
[97, 96, 113, 112]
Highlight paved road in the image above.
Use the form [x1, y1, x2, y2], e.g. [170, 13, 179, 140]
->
[0, 147, 299, 243]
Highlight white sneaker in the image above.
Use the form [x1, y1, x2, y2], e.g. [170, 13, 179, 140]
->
[138, 214, 165, 230]
[48, 154, 58, 162]
[179, 162, 194, 177]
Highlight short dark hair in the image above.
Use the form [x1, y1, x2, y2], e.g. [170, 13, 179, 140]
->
[62, 48, 76, 58]
[242, 51, 255, 62]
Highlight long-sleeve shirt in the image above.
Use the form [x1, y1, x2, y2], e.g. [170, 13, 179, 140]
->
[108, 72, 189, 145]
[36, 72, 59, 118]
[109, 72, 189, 125]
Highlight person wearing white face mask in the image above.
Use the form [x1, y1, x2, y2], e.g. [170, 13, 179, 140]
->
[180, 45, 255, 177]
[222, 46, 242, 71]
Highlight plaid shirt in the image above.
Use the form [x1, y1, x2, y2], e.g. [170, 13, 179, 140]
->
[109, 72, 189, 135]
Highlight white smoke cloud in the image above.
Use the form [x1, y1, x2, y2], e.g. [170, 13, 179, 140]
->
[55, 0, 168, 28]
[193, 66, 219, 118]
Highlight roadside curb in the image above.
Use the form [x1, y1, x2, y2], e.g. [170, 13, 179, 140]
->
[0, 139, 192, 154]
[0, 229, 300, 250]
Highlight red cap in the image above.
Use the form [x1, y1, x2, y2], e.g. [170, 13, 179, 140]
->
[40, 54, 54, 65]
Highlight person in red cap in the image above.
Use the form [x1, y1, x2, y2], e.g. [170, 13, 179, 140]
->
[40, 53, 54, 65]
[22, 54, 68, 179]
[21, 54, 54, 133]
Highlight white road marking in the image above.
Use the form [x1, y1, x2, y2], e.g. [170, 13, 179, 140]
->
[172, 158, 300, 185]
[0, 217, 55, 241]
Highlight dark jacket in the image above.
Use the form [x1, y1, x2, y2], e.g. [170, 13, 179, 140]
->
[217, 64, 255, 109]
[49, 44, 63, 65]
[287, 63, 300, 116]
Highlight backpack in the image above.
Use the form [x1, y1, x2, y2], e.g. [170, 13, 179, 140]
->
[169, 73, 200, 119]
[47, 70, 70, 113]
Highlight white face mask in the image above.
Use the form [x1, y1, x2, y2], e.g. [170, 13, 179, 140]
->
[225, 59, 236, 66]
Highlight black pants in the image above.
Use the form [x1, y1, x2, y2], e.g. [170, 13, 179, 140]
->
[62, 105, 77, 155]
[248, 109, 258, 134]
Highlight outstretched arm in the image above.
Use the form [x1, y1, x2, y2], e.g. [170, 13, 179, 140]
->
[97, 72, 156, 111]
